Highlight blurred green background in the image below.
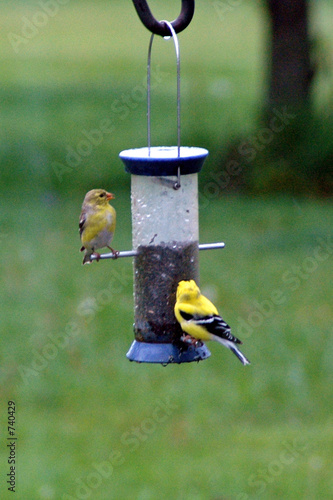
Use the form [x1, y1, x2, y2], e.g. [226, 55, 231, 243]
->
[0, 1, 333, 499]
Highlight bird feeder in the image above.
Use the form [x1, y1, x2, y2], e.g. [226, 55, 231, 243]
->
[120, 144, 211, 364]
[98, 2, 225, 364]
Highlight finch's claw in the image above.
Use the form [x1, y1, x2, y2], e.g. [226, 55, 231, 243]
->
[180, 334, 191, 344]
[93, 252, 101, 262]
[180, 335, 202, 347]
[107, 246, 119, 259]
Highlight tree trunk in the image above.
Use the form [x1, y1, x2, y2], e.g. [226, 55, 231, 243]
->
[267, 0, 314, 109]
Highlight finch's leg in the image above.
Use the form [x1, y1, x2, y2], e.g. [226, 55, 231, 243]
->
[92, 252, 101, 262]
[107, 246, 119, 259]
[180, 335, 202, 347]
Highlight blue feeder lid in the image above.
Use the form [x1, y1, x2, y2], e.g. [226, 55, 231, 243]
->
[119, 146, 209, 176]
[126, 340, 211, 365]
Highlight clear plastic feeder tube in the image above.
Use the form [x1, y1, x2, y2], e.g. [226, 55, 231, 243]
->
[119, 146, 211, 363]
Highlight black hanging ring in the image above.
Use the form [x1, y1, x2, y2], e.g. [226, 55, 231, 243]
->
[131, 0, 195, 36]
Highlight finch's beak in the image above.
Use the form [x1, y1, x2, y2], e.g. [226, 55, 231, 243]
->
[106, 192, 115, 200]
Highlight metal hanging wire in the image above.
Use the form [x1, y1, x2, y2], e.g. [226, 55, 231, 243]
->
[147, 20, 181, 188]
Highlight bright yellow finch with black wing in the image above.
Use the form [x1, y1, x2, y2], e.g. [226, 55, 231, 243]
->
[79, 189, 118, 265]
[174, 280, 250, 365]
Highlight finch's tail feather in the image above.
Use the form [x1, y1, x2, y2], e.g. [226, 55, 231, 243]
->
[212, 335, 251, 365]
[229, 345, 250, 366]
[82, 252, 92, 265]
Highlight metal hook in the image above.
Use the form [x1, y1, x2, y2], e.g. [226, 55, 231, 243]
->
[132, 0, 195, 36]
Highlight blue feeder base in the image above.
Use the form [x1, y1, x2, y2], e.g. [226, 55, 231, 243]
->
[126, 340, 211, 365]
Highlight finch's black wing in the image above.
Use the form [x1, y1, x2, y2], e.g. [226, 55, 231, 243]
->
[179, 310, 241, 344]
[79, 211, 86, 238]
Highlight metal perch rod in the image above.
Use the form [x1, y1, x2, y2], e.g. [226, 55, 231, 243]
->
[91, 242, 225, 261]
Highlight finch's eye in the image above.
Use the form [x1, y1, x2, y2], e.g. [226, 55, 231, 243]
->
[99, 193, 105, 198]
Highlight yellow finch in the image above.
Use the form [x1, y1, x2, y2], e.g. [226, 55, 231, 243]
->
[174, 280, 250, 365]
[79, 189, 117, 265]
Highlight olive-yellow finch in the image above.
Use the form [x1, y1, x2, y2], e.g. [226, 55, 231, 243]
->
[174, 280, 250, 365]
[79, 189, 117, 265]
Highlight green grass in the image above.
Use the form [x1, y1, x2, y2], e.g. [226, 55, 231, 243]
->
[1, 1, 333, 498]
[1, 194, 333, 499]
